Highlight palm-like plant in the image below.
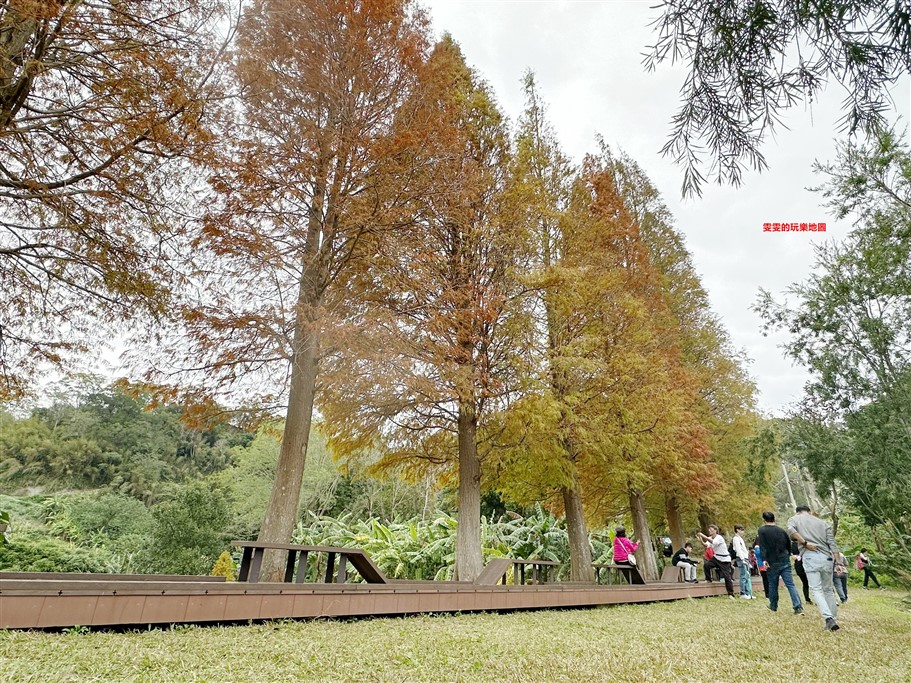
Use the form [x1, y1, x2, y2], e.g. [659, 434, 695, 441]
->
[288, 508, 620, 582]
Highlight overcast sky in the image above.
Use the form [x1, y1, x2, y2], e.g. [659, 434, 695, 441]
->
[423, 0, 910, 416]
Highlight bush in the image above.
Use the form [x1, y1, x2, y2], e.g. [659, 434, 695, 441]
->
[0, 494, 47, 526]
[45, 491, 153, 544]
[0, 530, 108, 572]
[146, 481, 233, 575]
[211, 550, 237, 581]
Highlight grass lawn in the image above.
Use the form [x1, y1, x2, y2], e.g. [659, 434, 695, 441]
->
[1, 589, 909, 682]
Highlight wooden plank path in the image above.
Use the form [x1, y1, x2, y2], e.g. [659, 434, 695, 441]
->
[0, 575, 735, 629]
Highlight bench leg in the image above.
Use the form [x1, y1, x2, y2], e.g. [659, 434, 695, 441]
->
[248, 549, 264, 583]
[238, 547, 254, 582]
[336, 554, 348, 584]
[284, 550, 297, 583]
[324, 552, 336, 583]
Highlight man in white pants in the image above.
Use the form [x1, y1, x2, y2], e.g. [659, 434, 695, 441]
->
[787, 505, 847, 632]
[671, 542, 699, 582]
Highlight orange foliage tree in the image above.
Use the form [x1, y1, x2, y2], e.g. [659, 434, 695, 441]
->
[320, 37, 528, 581]
[489, 73, 596, 581]
[596, 150, 767, 554]
[565, 159, 696, 582]
[148, 0, 433, 579]
[0, 0, 233, 400]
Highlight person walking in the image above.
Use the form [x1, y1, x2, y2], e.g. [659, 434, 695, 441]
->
[753, 541, 769, 596]
[696, 525, 736, 599]
[791, 540, 812, 605]
[671, 542, 699, 583]
[833, 551, 848, 604]
[787, 505, 847, 632]
[757, 511, 804, 616]
[732, 525, 754, 599]
[857, 548, 884, 589]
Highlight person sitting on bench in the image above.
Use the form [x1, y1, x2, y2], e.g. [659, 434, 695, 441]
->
[671, 542, 699, 583]
[612, 526, 639, 567]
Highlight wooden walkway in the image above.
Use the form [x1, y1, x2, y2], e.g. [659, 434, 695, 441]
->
[0, 575, 734, 629]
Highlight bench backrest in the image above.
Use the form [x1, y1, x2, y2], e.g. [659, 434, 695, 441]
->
[473, 559, 514, 585]
[231, 541, 389, 584]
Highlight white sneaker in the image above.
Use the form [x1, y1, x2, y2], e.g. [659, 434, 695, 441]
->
[741, 594, 752, 599]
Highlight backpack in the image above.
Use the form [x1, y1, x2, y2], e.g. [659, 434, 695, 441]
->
[855, 555, 865, 570]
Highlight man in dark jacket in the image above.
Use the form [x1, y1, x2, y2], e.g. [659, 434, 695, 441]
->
[671, 542, 699, 582]
[757, 511, 804, 615]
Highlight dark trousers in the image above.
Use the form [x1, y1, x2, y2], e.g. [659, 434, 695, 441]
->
[759, 569, 769, 595]
[704, 558, 734, 595]
[863, 566, 881, 587]
[794, 559, 811, 603]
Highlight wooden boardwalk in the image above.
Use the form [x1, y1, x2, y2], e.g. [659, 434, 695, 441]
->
[0, 575, 734, 629]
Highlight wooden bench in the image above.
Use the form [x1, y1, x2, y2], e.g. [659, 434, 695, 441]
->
[232, 542, 388, 584]
[593, 563, 646, 585]
[473, 558, 560, 586]
[660, 565, 685, 583]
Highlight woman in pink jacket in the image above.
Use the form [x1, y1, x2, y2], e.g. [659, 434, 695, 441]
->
[612, 526, 639, 566]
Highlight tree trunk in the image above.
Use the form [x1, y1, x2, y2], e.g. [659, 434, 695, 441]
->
[696, 508, 713, 538]
[256, 262, 322, 581]
[540, 237, 593, 582]
[665, 494, 685, 550]
[454, 401, 483, 582]
[562, 475, 593, 582]
[629, 488, 658, 581]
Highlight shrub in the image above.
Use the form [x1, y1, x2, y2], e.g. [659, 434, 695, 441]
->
[45, 491, 153, 544]
[146, 481, 233, 575]
[0, 509, 10, 545]
[0, 530, 108, 572]
[211, 550, 237, 581]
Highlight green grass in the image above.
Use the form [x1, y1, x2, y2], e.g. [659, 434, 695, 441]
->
[1, 590, 910, 682]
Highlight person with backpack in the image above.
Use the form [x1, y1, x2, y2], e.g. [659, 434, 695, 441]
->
[696, 525, 736, 599]
[857, 548, 884, 589]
